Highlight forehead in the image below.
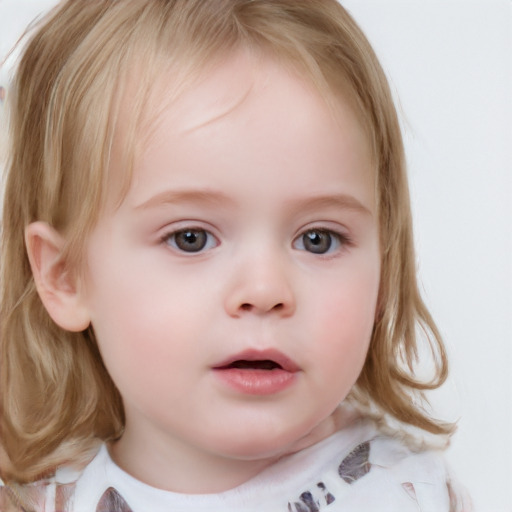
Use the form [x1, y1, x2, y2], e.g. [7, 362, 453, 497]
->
[149, 50, 370, 143]
[109, 49, 375, 209]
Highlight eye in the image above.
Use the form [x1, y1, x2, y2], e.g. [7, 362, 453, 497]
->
[164, 228, 217, 253]
[293, 229, 348, 255]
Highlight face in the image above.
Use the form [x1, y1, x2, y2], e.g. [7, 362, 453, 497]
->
[80, 51, 380, 490]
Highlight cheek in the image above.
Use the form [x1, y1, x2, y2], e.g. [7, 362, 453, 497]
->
[86, 255, 212, 383]
[89, 288, 201, 411]
[307, 265, 379, 376]
[316, 259, 380, 328]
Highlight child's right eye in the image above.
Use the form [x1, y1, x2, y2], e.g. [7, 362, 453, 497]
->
[163, 228, 218, 253]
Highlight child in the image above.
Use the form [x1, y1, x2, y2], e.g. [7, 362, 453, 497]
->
[0, 0, 470, 510]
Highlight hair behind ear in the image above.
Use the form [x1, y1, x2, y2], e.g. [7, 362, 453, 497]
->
[1, 223, 124, 483]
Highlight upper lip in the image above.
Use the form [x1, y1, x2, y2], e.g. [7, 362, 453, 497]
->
[212, 349, 300, 372]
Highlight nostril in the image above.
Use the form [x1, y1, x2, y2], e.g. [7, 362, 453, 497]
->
[240, 303, 252, 311]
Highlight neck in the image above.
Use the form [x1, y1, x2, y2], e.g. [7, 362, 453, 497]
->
[109, 434, 280, 494]
[108, 405, 358, 494]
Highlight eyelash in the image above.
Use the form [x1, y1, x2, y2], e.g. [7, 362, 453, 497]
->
[161, 227, 219, 253]
[160, 226, 352, 255]
[292, 228, 353, 256]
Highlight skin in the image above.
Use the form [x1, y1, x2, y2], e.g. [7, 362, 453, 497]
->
[28, 50, 381, 493]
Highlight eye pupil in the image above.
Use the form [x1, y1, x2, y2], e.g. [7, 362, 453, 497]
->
[175, 230, 207, 252]
[303, 230, 332, 254]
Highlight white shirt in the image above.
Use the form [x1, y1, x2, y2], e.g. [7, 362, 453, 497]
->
[0, 418, 469, 512]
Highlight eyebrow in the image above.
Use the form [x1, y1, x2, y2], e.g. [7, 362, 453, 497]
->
[290, 194, 373, 217]
[134, 188, 372, 216]
[134, 189, 235, 210]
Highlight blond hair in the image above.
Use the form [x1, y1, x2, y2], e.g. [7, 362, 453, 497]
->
[1, 0, 452, 483]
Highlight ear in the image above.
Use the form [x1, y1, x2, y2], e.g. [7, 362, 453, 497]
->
[25, 221, 91, 332]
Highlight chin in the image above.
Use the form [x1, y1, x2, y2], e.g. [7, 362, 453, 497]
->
[210, 422, 314, 461]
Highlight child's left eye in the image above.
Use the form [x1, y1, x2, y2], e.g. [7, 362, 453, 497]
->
[293, 228, 350, 255]
[163, 228, 218, 253]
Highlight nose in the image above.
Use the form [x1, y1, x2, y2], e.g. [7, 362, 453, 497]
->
[224, 250, 296, 318]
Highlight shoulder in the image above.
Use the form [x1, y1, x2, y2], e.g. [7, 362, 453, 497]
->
[347, 424, 471, 512]
[284, 418, 471, 512]
[364, 434, 470, 511]
[1, 475, 58, 512]
[0, 448, 99, 512]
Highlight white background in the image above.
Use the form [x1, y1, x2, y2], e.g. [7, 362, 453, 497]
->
[1, 1, 511, 511]
[341, 2, 512, 511]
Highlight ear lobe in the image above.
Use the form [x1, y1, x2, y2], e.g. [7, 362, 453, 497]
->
[25, 221, 91, 332]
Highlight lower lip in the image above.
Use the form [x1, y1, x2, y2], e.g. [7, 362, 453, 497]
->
[213, 368, 297, 395]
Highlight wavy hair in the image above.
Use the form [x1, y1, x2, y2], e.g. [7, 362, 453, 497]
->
[1, 0, 452, 483]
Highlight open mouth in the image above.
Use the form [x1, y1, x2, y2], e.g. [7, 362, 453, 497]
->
[212, 351, 299, 395]
[213, 349, 299, 373]
[220, 360, 283, 371]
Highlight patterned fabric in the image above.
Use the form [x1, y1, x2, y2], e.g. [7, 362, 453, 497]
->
[338, 442, 370, 484]
[0, 419, 470, 512]
[96, 487, 133, 512]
